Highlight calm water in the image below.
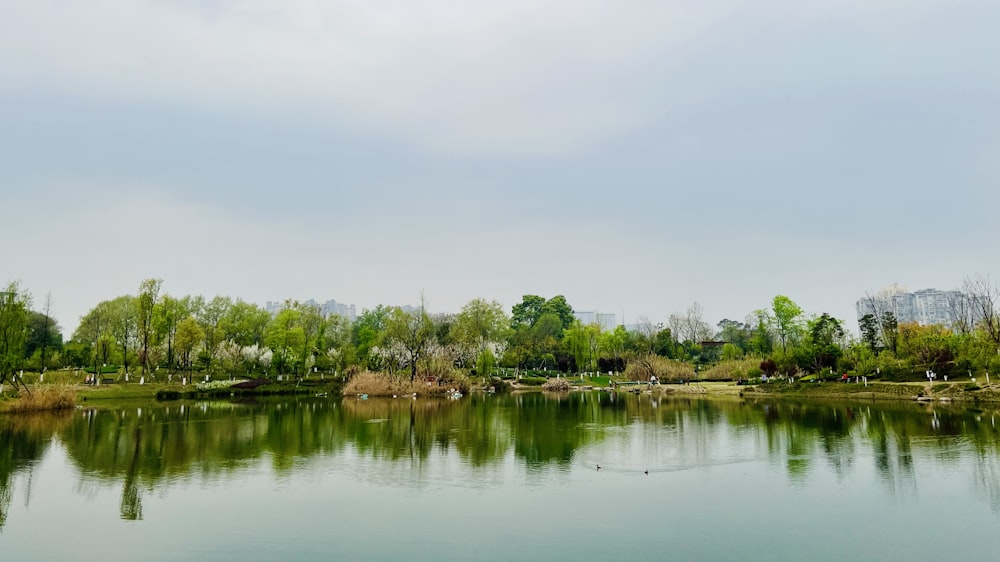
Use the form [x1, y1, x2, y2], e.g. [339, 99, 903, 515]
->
[2, 392, 1000, 561]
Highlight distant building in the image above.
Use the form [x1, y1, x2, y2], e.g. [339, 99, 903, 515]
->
[573, 311, 617, 331]
[855, 286, 977, 329]
[265, 298, 358, 321]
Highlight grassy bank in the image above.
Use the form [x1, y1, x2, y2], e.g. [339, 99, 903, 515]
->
[740, 380, 1000, 402]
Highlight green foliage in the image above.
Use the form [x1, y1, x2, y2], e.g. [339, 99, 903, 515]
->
[771, 295, 803, 352]
[453, 298, 510, 364]
[510, 295, 574, 332]
[563, 321, 600, 373]
[859, 313, 880, 353]
[0, 282, 31, 387]
[382, 303, 436, 382]
[475, 349, 497, 377]
[352, 305, 389, 368]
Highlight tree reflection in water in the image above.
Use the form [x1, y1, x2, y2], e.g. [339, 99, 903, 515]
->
[1, 394, 999, 527]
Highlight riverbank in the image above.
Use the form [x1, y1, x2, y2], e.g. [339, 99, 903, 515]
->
[643, 379, 1000, 403]
[0, 378, 339, 412]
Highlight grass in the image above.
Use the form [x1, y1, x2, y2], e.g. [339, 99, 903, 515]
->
[1, 385, 77, 414]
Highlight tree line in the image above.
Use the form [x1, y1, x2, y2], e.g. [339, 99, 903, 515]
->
[2, 275, 999, 387]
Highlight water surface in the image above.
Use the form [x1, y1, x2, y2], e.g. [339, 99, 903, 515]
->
[2, 392, 999, 560]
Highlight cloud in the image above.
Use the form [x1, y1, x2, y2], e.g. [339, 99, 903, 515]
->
[4, 0, 983, 154]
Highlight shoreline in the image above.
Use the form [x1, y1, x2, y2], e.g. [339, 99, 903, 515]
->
[5, 378, 1000, 413]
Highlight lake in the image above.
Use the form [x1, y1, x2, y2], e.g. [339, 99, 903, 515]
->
[2, 392, 999, 560]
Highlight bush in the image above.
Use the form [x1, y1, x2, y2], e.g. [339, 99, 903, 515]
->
[1, 385, 76, 413]
[760, 359, 777, 376]
[541, 378, 570, 392]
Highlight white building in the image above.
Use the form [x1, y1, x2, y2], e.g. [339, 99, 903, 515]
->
[855, 286, 976, 328]
[573, 311, 617, 331]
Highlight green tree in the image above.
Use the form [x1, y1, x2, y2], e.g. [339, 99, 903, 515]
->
[193, 296, 232, 373]
[0, 282, 31, 390]
[25, 310, 62, 365]
[453, 298, 511, 367]
[542, 296, 575, 331]
[220, 300, 270, 348]
[564, 321, 600, 374]
[771, 295, 803, 352]
[352, 306, 390, 368]
[716, 319, 750, 352]
[264, 307, 306, 375]
[154, 295, 190, 371]
[137, 278, 162, 376]
[747, 309, 774, 355]
[511, 295, 547, 329]
[881, 311, 899, 354]
[801, 313, 845, 372]
[174, 317, 203, 375]
[383, 304, 435, 382]
[859, 313, 880, 353]
[511, 295, 574, 331]
[599, 325, 629, 370]
[106, 295, 138, 375]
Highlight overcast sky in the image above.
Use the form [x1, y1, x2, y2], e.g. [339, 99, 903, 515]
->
[2, 0, 998, 336]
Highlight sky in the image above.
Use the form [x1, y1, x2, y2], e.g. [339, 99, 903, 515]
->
[1, 0, 998, 337]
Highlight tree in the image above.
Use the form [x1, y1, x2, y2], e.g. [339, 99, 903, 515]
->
[859, 313, 880, 353]
[747, 309, 774, 354]
[174, 317, 203, 375]
[453, 298, 511, 370]
[511, 295, 547, 329]
[511, 295, 574, 331]
[221, 300, 269, 347]
[599, 325, 629, 372]
[880, 311, 899, 354]
[716, 319, 750, 352]
[106, 295, 138, 374]
[38, 293, 55, 372]
[193, 296, 232, 373]
[25, 310, 62, 367]
[963, 274, 1000, 347]
[563, 321, 600, 374]
[669, 302, 712, 343]
[860, 289, 900, 354]
[154, 295, 189, 371]
[771, 295, 803, 352]
[0, 282, 31, 390]
[352, 305, 390, 368]
[75, 300, 114, 377]
[382, 302, 435, 382]
[802, 313, 846, 371]
[542, 296, 575, 331]
[137, 278, 162, 376]
[264, 307, 306, 375]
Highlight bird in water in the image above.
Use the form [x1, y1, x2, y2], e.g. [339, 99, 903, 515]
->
[596, 464, 602, 471]
[644, 470, 648, 475]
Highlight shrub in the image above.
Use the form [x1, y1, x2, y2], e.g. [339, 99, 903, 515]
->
[542, 378, 570, 392]
[760, 359, 777, 376]
[1, 385, 76, 413]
